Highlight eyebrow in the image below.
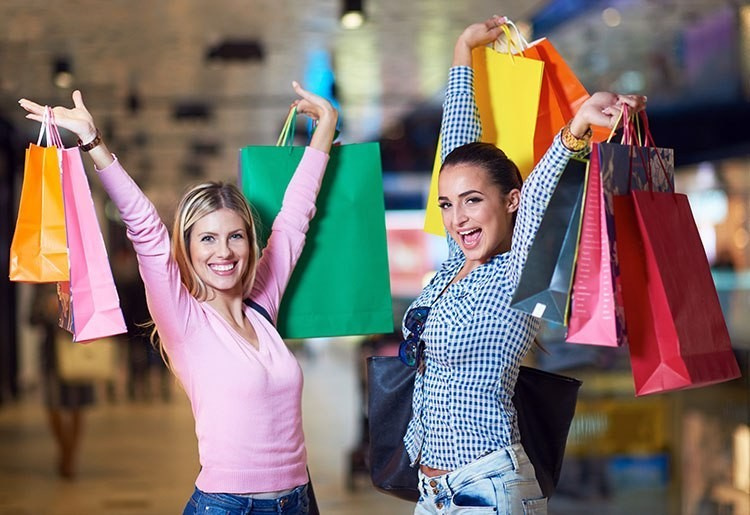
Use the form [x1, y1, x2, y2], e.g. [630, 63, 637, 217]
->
[438, 189, 484, 201]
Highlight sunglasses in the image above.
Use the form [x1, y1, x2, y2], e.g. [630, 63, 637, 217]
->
[399, 306, 430, 368]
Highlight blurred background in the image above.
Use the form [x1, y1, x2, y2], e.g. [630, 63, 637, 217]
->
[0, 0, 749, 514]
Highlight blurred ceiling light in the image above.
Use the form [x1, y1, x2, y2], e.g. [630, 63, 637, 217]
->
[602, 7, 622, 28]
[341, 0, 365, 29]
[52, 56, 73, 89]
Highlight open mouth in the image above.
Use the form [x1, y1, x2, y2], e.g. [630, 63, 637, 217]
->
[459, 228, 481, 249]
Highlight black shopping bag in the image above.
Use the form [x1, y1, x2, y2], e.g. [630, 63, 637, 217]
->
[510, 157, 588, 324]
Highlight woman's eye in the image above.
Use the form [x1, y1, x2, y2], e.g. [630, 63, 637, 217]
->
[230, 233, 244, 240]
[200, 235, 214, 242]
[466, 196, 482, 204]
[438, 202, 451, 210]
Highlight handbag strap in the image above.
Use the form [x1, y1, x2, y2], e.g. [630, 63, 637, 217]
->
[244, 298, 273, 326]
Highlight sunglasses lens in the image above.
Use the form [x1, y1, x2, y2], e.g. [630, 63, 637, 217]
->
[405, 306, 429, 334]
[399, 337, 418, 367]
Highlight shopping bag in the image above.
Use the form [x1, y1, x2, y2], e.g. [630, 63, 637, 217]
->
[56, 334, 118, 383]
[240, 109, 393, 339]
[567, 110, 674, 346]
[510, 158, 588, 324]
[565, 145, 619, 346]
[9, 109, 69, 282]
[56, 121, 127, 342]
[521, 38, 610, 159]
[614, 190, 740, 395]
[423, 25, 544, 236]
[367, 356, 582, 500]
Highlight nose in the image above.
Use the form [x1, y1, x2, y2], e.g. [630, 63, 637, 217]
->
[452, 204, 468, 227]
[217, 239, 233, 258]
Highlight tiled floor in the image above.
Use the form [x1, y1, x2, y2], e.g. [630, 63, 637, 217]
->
[0, 339, 669, 514]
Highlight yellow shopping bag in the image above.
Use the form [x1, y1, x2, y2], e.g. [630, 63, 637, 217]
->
[424, 43, 544, 236]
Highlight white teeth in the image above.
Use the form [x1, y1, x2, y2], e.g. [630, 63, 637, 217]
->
[459, 229, 479, 235]
[210, 263, 235, 272]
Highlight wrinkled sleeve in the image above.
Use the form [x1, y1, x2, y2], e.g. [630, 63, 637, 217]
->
[96, 158, 197, 354]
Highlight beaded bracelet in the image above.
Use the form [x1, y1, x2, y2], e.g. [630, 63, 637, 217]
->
[561, 121, 592, 152]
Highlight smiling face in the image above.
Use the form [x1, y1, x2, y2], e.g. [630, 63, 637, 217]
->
[188, 208, 251, 300]
[438, 162, 520, 272]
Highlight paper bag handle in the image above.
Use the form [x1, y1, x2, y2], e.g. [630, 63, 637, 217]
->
[36, 107, 64, 148]
[276, 106, 297, 147]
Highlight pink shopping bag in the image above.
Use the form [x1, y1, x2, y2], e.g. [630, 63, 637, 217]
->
[565, 146, 618, 346]
[52, 117, 126, 342]
[567, 109, 674, 347]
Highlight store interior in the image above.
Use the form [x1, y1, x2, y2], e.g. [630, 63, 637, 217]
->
[0, 1, 748, 514]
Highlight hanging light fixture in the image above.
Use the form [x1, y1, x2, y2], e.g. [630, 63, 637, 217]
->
[340, 0, 365, 29]
[52, 56, 74, 89]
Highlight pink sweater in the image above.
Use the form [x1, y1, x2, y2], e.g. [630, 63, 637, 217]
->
[97, 147, 330, 493]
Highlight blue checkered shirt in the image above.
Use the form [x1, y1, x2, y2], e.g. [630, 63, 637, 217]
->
[403, 66, 584, 470]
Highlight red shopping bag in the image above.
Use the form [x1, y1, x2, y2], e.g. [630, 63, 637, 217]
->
[52, 119, 126, 342]
[614, 190, 740, 396]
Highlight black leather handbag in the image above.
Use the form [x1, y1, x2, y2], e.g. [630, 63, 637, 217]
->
[366, 356, 582, 501]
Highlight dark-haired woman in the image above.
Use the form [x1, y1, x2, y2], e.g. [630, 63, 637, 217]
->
[401, 16, 646, 514]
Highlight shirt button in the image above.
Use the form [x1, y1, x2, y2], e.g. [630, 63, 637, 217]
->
[436, 502, 444, 509]
[429, 479, 437, 487]
[279, 498, 288, 507]
[432, 488, 439, 494]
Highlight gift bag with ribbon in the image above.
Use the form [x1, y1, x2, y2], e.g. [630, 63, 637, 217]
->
[567, 108, 674, 346]
[240, 108, 393, 339]
[510, 157, 588, 325]
[51, 114, 127, 342]
[423, 22, 544, 236]
[612, 124, 740, 395]
[9, 109, 69, 282]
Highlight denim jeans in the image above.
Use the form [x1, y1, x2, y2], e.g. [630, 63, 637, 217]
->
[414, 444, 547, 514]
[182, 484, 309, 514]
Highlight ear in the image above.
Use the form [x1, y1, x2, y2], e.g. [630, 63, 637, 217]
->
[505, 188, 521, 213]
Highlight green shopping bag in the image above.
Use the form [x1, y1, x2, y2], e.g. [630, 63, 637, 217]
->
[239, 110, 393, 339]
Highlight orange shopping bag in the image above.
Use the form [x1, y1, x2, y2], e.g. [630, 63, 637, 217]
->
[522, 37, 610, 161]
[9, 109, 69, 282]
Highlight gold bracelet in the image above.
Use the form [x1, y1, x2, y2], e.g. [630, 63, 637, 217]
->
[561, 121, 592, 152]
[77, 129, 102, 152]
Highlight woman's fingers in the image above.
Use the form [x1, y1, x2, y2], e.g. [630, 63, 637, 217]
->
[18, 98, 45, 115]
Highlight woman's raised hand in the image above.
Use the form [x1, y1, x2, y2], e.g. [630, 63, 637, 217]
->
[569, 92, 648, 138]
[290, 81, 338, 154]
[19, 90, 98, 144]
[453, 16, 508, 67]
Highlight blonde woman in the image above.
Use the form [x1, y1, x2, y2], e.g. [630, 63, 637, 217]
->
[20, 81, 337, 514]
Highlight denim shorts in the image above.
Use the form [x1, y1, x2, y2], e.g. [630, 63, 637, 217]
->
[414, 444, 547, 514]
[182, 484, 309, 514]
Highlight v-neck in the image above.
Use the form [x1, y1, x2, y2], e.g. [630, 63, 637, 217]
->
[202, 302, 263, 353]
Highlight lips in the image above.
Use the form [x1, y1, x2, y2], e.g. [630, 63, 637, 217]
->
[459, 228, 481, 249]
[209, 262, 236, 274]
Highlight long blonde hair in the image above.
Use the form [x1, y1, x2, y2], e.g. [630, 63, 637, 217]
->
[150, 181, 259, 365]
